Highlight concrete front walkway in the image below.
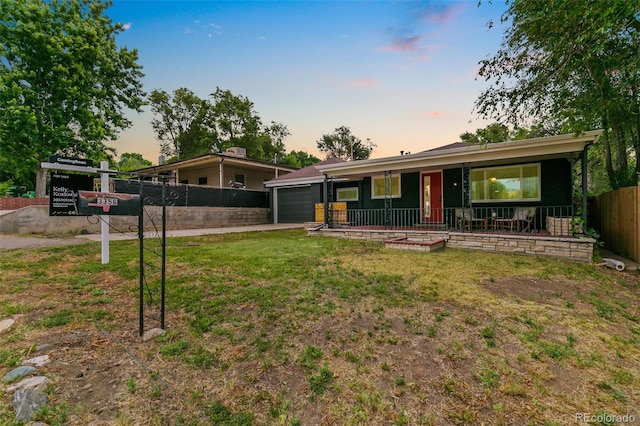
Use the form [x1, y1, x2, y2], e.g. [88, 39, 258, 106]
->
[0, 224, 304, 250]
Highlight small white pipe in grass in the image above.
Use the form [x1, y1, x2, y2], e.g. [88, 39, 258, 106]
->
[601, 257, 625, 272]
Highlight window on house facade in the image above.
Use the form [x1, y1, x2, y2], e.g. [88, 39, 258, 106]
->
[235, 174, 245, 185]
[471, 163, 540, 202]
[336, 187, 359, 201]
[371, 175, 401, 199]
[198, 177, 208, 185]
[180, 179, 189, 184]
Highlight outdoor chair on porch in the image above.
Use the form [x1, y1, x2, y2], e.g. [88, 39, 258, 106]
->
[455, 208, 484, 231]
[493, 207, 537, 232]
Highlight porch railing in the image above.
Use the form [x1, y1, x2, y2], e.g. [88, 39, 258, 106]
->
[335, 206, 577, 236]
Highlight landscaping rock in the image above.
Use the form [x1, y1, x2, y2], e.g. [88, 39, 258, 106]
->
[7, 376, 51, 392]
[0, 318, 15, 334]
[142, 327, 166, 342]
[3, 366, 36, 383]
[22, 355, 50, 367]
[13, 388, 48, 423]
[34, 343, 53, 353]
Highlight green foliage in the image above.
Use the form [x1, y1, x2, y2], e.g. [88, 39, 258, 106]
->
[37, 309, 74, 328]
[0, 181, 12, 197]
[0, 0, 145, 184]
[477, 0, 639, 190]
[308, 364, 334, 395]
[204, 401, 253, 425]
[281, 150, 320, 168]
[117, 153, 152, 171]
[298, 345, 322, 372]
[316, 126, 375, 161]
[149, 87, 289, 162]
[149, 87, 216, 159]
[460, 122, 560, 145]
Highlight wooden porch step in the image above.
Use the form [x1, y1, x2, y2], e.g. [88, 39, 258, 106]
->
[384, 237, 446, 253]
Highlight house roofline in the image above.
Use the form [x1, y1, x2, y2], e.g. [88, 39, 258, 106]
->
[316, 130, 602, 177]
[265, 176, 350, 188]
[134, 152, 298, 174]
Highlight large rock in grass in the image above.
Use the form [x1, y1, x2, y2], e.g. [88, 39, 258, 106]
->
[0, 318, 15, 334]
[13, 388, 48, 423]
[3, 366, 36, 383]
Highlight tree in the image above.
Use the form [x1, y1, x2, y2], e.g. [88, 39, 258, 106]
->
[281, 150, 320, 168]
[117, 152, 152, 171]
[476, 0, 639, 189]
[149, 88, 214, 159]
[210, 87, 264, 157]
[460, 123, 510, 144]
[0, 0, 145, 195]
[316, 126, 375, 161]
[149, 87, 290, 163]
[460, 122, 559, 144]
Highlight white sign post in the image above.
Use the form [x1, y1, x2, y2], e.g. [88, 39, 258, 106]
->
[100, 160, 110, 264]
[41, 159, 118, 264]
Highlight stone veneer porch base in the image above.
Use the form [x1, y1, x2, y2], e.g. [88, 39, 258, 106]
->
[305, 224, 594, 262]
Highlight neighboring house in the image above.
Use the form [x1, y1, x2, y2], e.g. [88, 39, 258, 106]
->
[135, 147, 297, 191]
[314, 131, 603, 234]
[264, 158, 346, 223]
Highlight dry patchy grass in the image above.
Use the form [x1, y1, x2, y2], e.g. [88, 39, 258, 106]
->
[0, 229, 638, 425]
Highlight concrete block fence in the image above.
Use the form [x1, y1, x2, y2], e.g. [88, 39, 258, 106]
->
[0, 205, 269, 235]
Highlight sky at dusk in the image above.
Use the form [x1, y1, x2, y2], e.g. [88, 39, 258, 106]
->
[108, 0, 510, 163]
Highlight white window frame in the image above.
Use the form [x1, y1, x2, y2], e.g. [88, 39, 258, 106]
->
[471, 163, 541, 202]
[371, 174, 401, 199]
[336, 187, 359, 202]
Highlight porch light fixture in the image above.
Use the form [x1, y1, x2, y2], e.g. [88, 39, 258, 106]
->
[451, 180, 459, 188]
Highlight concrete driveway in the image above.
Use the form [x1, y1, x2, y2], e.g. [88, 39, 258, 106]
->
[0, 223, 304, 251]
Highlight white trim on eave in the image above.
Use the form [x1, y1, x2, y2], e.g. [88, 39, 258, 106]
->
[264, 176, 350, 188]
[316, 130, 602, 177]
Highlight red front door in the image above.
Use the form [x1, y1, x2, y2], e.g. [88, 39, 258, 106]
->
[422, 172, 442, 223]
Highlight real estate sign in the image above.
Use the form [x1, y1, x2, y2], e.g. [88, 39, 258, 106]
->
[49, 173, 94, 216]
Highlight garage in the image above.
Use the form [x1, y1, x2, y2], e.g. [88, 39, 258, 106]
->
[265, 158, 345, 224]
[275, 186, 314, 223]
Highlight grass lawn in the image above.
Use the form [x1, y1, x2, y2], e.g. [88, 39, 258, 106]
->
[0, 229, 639, 425]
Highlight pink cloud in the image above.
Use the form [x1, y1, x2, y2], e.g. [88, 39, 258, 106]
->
[416, 4, 462, 24]
[349, 77, 380, 89]
[381, 35, 435, 61]
[382, 35, 422, 53]
[419, 110, 446, 118]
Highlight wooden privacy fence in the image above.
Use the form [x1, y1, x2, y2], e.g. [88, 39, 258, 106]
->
[591, 186, 640, 262]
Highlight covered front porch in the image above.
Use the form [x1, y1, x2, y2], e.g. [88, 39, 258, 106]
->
[308, 131, 603, 261]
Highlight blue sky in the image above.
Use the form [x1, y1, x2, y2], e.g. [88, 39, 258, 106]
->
[108, 0, 509, 163]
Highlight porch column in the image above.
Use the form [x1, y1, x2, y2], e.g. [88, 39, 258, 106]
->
[272, 188, 278, 224]
[323, 173, 328, 224]
[582, 145, 589, 228]
[219, 158, 224, 188]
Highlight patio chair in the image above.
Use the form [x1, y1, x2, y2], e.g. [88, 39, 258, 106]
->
[455, 208, 484, 230]
[494, 207, 537, 232]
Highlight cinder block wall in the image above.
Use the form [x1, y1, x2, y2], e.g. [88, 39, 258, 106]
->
[0, 205, 269, 235]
